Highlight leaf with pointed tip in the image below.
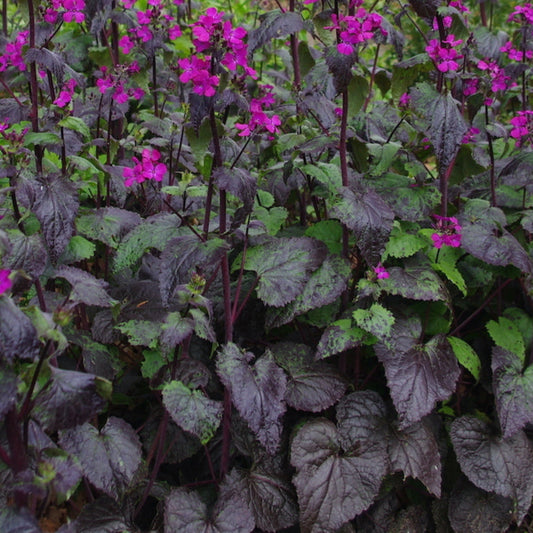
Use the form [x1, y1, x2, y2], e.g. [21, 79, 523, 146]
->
[492, 346, 533, 438]
[113, 213, 183, 274]
[450, 415, 533, 521]
[160, 313, 195, 349]
[0, 506, 41, 533]
[55, 266, 115, 307]
[458, 199, 532, 274]
[33, 367, 106, 432]
[244, 465, 299, 532]
[162, 380, 222, 444]
[4, 230, 47, 280]
[160, 236, 229, 306]
[448, 336, 481, 381]
[0, 370, 18, 419]
[216, 343, 287, 453]
[0, 297, 40, 363]
[242, 237, 327, 307]
[266, 255, 351, 328]
[189, 307, 217, 342]
[291, 392, 388, 533]
[375, 317, 460, 428]
[271, 342, 346, 412]
[353, 303, 395, 341]
[448, 478, 513, 533]
[76, 207, 142, 249]
[379, 266, 450, 301]
[59, 417, 142, 498]
[330, 187, 394, 266]
[248, 10, 304, 54]
[165, 469, 255, 533]
[411, 83, 467, 171]
[32, 175, 79, 262]
[388, 420, 441, 497]
[486, 316, 525, 361]
[214, 167, 257, 214]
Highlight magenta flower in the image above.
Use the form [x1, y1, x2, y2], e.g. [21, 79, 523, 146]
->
[235, 93, 281, 137]
[119, 35, 135, 54]
[54, 78, 77, 107]
[508, 3, 533, 24]
[426, 35, 463, 73]
[399, 92, 410, 108]
[431, 215, 462, 249]
[510, 111, 533, 146]
[373, 263, 389, 279]
[0, 269, 12, 296]
[123, 148, 168, 187]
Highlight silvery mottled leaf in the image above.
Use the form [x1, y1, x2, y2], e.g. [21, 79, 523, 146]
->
[217, 343, 287, 454]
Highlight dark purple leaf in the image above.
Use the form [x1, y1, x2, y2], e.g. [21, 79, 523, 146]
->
[25, 48, 77, 85]
[411, 83, 467, 171]
[492, 346, 533, 438]
[379, 266, 450, 301]
[55, 266, 115, 307]
[458, 200, 532, 274]
[266, 255, 351, 328]
[0, 506, 41, 533]
[214, 167, 257, 214]
[76, 207, 142, 249]
[33, 367, 106, 432]
[0, 296, 40, 363]
[32, 175, 79, 262]
[243, 237, 327, 307]
[40, 448, 82, 497]
[216, 343, 287, 454]
[160, 313, 195, 349]
[162, 380, 223, 445]
[450, 415, 533, 521]
[448, 478, 513, 533]
[325, 46, 355, 93]
[375, 317, 460, 428]
[0, 98, 29, 125]
[0, 370, 18, 419]
[59, 417, 142, 497]
[4, 231, 47, 280]
[165, 469, 255, 533]
[160, 236, 229, 306]
[74, 497, 130, 533]
[330, 187, 394, 266]
[291, 392, 388, 532]
[407, 0, 440, 18]
[271, 342, 347, 412]
[316, 318, 364, 360]
[244, 465, 299, 532]
[388, 419, 442, 497]
[248, 10, 304, 54]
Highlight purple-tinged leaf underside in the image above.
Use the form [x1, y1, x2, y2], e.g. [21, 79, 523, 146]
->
[162, 380, 223, 445]
[59, 417, 142, 498]
[165, 469, 255, 533]
[491, 346, 533, 438]
[375, 317, 460, 428]
[271, 342, 346, 412]
[216, 343, 287, 454]
[450, 415, 533, 521]
[242, 237, 327, 307]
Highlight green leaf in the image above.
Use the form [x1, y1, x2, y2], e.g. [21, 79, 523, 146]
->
[486, 316, 525, 362]
[305, 220, 343, 254]
[448, 337, 481, 381]
[353, 303, 395, 341]
[58, 116, 91, 139]
[141, 349, 167, 379]
[23, 132, 62, 148]
[162, 381, 223, 445]
[347, 75, 369, 119]
[253, 206, 288, 235]
[316, 319, 366, 360]
[384, 222, 426, 259]
[116, 319, 161, 348]
[61, 235, 96, 262]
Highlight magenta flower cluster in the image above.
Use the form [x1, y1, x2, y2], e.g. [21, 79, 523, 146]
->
[96, 63, 145, 104]
[235, 86, 281, 137]
[123, 148, 168, 187]
[510, 111, 533, 146]
[119, 0, 181, 55]
[0, 269, 12, 296]
[54, 78, 77, 108]
[0, 31, 28, 72]
[178, 7, 256, 97]
[425, 35, 463, 73]
[508, 3, 533, 24]
[326, 8, 386, 56]
[373, 263, 389, 279]
[44, 0, 85, 24]
[431, 215, 462, 249]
